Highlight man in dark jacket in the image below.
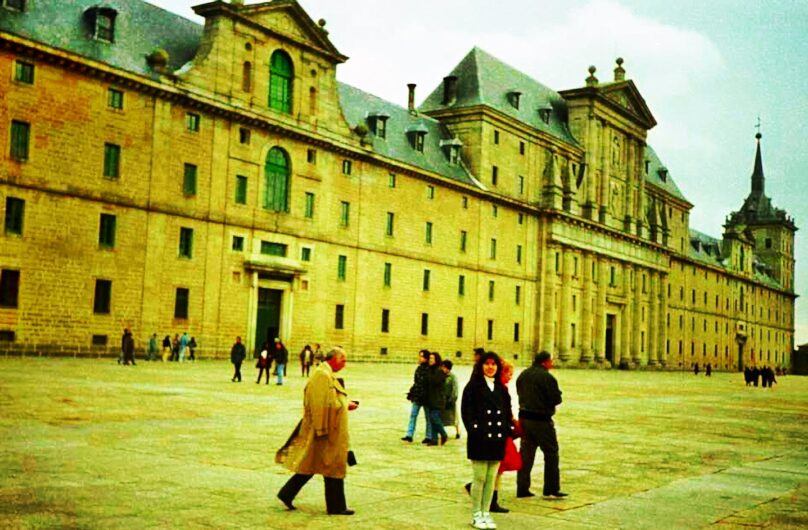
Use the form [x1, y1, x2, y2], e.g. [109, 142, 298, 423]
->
[230, 336, 246, 382]
[515, 351, 566, 499]
[401, 350, 432, 443]
[121, 329, 136, 366]
[274, 338, 289, 385]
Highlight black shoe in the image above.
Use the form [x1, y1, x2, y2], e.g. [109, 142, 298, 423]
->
[440, 435, 448, 446]
[490, 491, 509, 513]
[455, 433, 461, 439]
[420, 438, 430, 444]
[516, 490, 536, 498]
[425, 440, 438, 446]
[328, 510, 355, 516]
[401, 436, 413, 442]
[544, 491, 569, 499]
[464, 483, 471, 495]
[277, 494, 296, 510]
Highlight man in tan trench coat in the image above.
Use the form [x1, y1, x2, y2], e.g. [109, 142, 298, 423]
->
[277, 346, 358, 515]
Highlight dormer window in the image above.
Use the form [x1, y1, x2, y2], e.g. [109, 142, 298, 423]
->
[658, 167, 668, 182]
[3, 0, 26, 12]
[368, 113, 389, 139]
[507, 90, 522, 109]
[538, 104, 552, 124]
[406, 123, 429, 153]
[645, 160, 650, 175]
[85, 6, 118, 43]
[440, 138, 463, 165]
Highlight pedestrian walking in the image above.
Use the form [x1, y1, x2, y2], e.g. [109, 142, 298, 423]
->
[425, 351, 449, 446]
[230, 336, 246, 382]
[147, 333, 159, 361]
[300, 344, 314, 377]
[161, 335, 171, 362]
[274, 338, 289, 385]
[256, 342, 270, 384]
[440, 360, 460, 439]
[188, 336, 197, 361]
[401, 350, 432, 443]
[121, 328, 136, 366]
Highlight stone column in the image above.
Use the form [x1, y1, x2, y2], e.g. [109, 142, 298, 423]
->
[624, 139, 635, 232]
[635, 143, 646, 237]
[599, 122, 610, 223]
[582, 115, 598, 220]
[632, 265, 642, 364]
[558, 248, 573, 362]
[594, 256, 608, 362]
[621, 261, 632, 366]
[580, 252, 594, 363]
[658, 274, 669, 366]
[541, 249, 556, 353]
[647, 271, 658, 366]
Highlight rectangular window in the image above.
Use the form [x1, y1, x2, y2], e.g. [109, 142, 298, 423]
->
[232, 235, 244, 251]
[490, 238, 497, 259]
[342, 159, 352, 175]
[0, 269, 20, 308]
[386, 212, 394, 236]
[235, 175, 248, 205]
[492, 204, 498, 218]
[335, 304, 345, 329]
[174, 287, 189, 319]
[340, 201, 350, 227]
[239, 127, 251, 145]
[516, 244, 522, 264]
[460, 230, 467, 253]
[514, 323, 520, 342]
[488, 280, 495, 301]
[518, 175, 525, 195]
[4, 196, 24, 235]
[338, 255, 347, 281]
[103, 143, 120, 178]
[571, 323, 576, 348]
[300, 247, 311, 261]
[492, 166, 498, 186]
[384, 262, 392, 287]
[493, 130, 500, 144]
[304, 192, 315, 218]
[107, 88, 123, 109]
[421, 313, 429, 335]
[178, 227, 193, 258]
[456, 316, 463, 338]
[518, 213, 524, 225]
[14, 60, 34, 84]
[186, 112, 200, 132]
[93, 279, 111, 314]
[183, 163, 197, 195]
[519, 141, 525, 155]
[307, 149, 317, 164]
[610, 266, 616, 286]
[555, 253, 560, 273]
[381, 308, 390, 333]
[427, 185, 435, 199]
[425, 221, 433, 244]
[388, 173, 396, 188]
[91, 334, 107, 346]
[423, 269, 430, 291]
[10, 120, 30, 161]
[98, 213, 116, 249]
[515, 285, 521, 305]
[260, 241, 287, 256]
[458, 275, 465, 296]
[487, 319, 494, 340]
[462, 196, 468, 209]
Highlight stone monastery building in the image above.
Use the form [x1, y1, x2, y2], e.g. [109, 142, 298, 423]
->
[0, 0, 797, 367]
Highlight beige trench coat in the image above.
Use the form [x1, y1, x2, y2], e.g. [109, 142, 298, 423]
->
[277, 362, 350, 478]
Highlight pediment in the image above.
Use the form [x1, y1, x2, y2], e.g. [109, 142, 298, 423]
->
[236, 1, 346, 63]
[599, 81, 657, 129]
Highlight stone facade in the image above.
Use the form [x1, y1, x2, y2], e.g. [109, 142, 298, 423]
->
[0, 0, 796, 368]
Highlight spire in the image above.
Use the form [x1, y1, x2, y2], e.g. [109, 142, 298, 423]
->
[751, 131, 764, 195]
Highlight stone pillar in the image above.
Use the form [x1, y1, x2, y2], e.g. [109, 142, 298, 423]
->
[594, 256, 608, 362]
[621, 261, 632, 366]
[582, 115, 598, 220]
[632, 265, 642, 364]
[635, 144, 646, 237]
[580, 252, 594, 363]
[541, 249, 556, 353]
[647, 271, 658, 366]
[558, 248, 573, 362]
[624, 139, 635, 232]
[599, 122, 610, 223]
[658, 274, 669, 366]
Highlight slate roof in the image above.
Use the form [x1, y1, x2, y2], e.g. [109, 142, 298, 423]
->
[338, 82, 478, 187]
[419, 47, 579, 146]
[0, 0, 202, 77]
[644, 145, 689, 203]
[688, 228, 781, 288]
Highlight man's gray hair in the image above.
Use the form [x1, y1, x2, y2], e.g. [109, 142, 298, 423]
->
[324, 346, 346, 361]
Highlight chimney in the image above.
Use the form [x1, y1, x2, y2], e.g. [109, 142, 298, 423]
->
[614, 57, 625, 81]
[407, 83, 417, 112]
[442, 76, 458, 105]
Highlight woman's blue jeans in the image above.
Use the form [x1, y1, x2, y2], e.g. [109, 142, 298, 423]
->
[405, 402, 432, 439]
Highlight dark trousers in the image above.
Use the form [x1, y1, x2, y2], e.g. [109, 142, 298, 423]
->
[256, 366, 269, 383]
[517, 418, 560, 495]
[232, 361, 242, 381]
[278, 473, 347, 514]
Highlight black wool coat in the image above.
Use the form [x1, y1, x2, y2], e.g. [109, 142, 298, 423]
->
[461, 378, 512, 461]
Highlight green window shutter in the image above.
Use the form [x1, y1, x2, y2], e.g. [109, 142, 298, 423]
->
[264, 147, 289, 211]
[423, 269, 430, 291]
[269, 51, 293, 113]
[10, 121, 30, 161]
[108, 88, 123, 109]
[340, 201, 350, 226]
[179, 227, 193, 258]
[99, 214, 116, 248]
[260, 241, 287, 256]
[183, 164, 197, 195]
[14, 61, 34, 84]
[386, 212, 394, 236]
[103, 143, 120, 178]
[383, 262, 391, 287]
[425, 222, 432, 244]
[174, 287, 189, 319]
[304, 192, 314, 218]
[338, 255, 347, 281]
[4, 197, 24, 235]
[235, 175, 248, 204]
[458, 275, 465, 296]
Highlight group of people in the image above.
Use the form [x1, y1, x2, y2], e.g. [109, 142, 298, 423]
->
[743, 365, 779, 387]
[269, 346, 567, 530]
[228, 337, 322, 385]
[118, 329, 197, 365]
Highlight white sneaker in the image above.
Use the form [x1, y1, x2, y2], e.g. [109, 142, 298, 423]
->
[471, 511, 487, 529]
[482, 512, 497, 529]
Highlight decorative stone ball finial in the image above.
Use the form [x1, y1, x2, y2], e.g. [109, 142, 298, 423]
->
[317, 18, 329, 35]
[586, 65, 598, 87]
[614, 57, 626, 81]
[147, 48, 169, 72]
[755, 132, 762, 140]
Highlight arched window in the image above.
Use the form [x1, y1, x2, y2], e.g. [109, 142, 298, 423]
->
[269, 50, 293, 113]
[264, 147, 289, 211]
[242, 61, 252, 92]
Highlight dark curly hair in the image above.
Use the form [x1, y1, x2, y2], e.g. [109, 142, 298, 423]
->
[470, 351, 503, 385]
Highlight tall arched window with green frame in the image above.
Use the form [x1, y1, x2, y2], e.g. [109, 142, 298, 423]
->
[264, 147, 290, 212]
[269, 50, 293, 113]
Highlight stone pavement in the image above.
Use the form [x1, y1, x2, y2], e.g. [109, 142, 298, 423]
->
[0, 357, 805, 529]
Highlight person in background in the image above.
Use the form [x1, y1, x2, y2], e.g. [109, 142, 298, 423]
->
[162, 335, 172, 362]
[274, 338, 289, 385]
[230, 336, 246, 382]
[425, 351, 449, 446]
[300, 344, 314, 377]
[188, 336, 197, 362]
[440, 360, 460, 439]
[256, 342, 270, 384]
[121, 328, 136, 366]
[401, 350, 432, 443]
[147, 333, 159, 361]
[178, 332, 190, 363]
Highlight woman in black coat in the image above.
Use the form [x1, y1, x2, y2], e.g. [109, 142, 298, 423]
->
[461, 352, 512, 530]
[425, 351, 449, 446]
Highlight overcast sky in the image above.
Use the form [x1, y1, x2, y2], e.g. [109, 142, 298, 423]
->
[155, 0, 808, 344]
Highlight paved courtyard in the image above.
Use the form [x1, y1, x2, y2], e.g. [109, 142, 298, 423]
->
[0, 357, 806, 529]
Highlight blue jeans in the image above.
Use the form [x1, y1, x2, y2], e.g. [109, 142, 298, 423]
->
[276, 363, 285, 384]
[406, 402, 432, 439]
[427, 407, 448, 440]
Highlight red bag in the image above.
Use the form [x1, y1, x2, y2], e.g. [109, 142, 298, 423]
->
[499, 437, 522, 472]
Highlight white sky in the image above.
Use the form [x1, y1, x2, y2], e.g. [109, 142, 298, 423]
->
[155, 0, 808, 344]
